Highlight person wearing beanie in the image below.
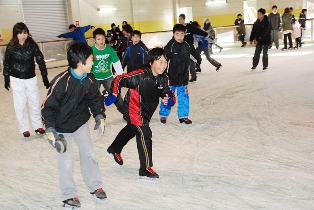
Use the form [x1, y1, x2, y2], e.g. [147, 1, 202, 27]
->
[268, 5, 281, 49]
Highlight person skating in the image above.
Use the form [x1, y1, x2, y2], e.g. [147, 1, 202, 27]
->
[41, 42, 107, 208]
[234, 14, 247, 47]
[159, 24, 201, 124]
[91, 28, 124, 114]
[122, 30, 149, 73]
[3, 22, 49, 137]
[281, 7, 294, 50]
[57, 24, 94, 44]
[249, 8, 271, 70]
[105, 47, 176, 179]
[203, 18, 224, 52]
[268, 5, 281, 49]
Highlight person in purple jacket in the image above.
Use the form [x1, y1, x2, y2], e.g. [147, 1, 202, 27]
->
[57, 24, 95, 44]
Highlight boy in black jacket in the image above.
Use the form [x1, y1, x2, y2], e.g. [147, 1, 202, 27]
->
[41, 42, 107, 208]
[105, 48, 176, 179]
[159, 24, 201, 125]
[299, 9, 307, 44]
[249, 8, 271, 70]
[122, 30, 149, 73]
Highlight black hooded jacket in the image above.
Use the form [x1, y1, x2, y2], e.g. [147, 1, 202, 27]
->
[3, 36, 47, 79]
[249, 15, 271, 45]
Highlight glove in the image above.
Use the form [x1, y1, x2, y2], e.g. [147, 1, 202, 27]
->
[42, 75, 50, 89]
[94, 114, 105, 136]
[91, 25, 95, 29]
[46, 128, 67, 153]
[105, 94, 117, 106]
[167, 97, 176, 107]
[57, 35, 62, 38]
[4, 76, 10, 91]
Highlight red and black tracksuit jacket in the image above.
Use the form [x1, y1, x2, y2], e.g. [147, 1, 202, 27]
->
[112, 66, 175, 126]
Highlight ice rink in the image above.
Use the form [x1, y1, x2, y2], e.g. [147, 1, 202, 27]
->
[0, 42, 314, 210]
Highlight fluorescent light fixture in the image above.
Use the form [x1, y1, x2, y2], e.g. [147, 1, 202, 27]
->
[206, 0, 227, 5]
[97, 7, 117, 12]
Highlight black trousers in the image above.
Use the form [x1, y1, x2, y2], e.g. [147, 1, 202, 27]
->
[253, 45, 268, 67]
[108, 124, 153, 169]
[283, 33, 293, 48]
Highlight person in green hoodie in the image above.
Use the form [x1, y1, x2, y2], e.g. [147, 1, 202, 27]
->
[281, 7, 294, 50]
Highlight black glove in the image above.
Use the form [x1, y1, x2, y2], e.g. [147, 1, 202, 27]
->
[4, 76, 10, 91]
[57, 35, 62, 38]
[42, 75, 50, 89]
[91, 25, 95, 29]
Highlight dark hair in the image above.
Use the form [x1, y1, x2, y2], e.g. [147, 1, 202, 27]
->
[173, 24, 185, 33]
[122, 21, 128, 25]
[272, 5, 277, 9]
[93, 28, 106, 38]
[192, 21, 199, 27]
[290, 7, 293, 10]
[111, 23, 116, 27]
[146, 47, 167, 65]
[237, 14, 242, 17]
[179, 14, 186, 19]
[9, 22, 31, 46]
[122, 24, 133, 34]
[257, 8, 266, 15]
[67, 42, 93, 69]
[131, 30, 141, 38]
[302, 9, 307, 13]
[69, 24, 76, 30]
[284, 7, 290, 14]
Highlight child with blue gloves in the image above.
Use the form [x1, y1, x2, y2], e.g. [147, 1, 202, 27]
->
[105, 47, 175, 179]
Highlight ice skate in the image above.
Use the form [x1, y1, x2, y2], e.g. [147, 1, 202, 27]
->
[62, 197, 81, 209]
[263, 66, 268, 70]
[160, 117, 167, 124]
[90, 188, 107, 201]
[138, 167, 159, 182]
[216, 64, 222, 72]
[179, 118, 192, 126]
[35, 128, 45, 135]
[23, 131, 30, 138]
[251, 66, 256, 70]
[106, 148, 123, 166]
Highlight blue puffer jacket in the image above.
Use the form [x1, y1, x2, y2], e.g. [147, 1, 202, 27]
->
[60, 25, 91, 44]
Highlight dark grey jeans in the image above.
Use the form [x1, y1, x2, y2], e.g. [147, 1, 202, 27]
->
[253, 45, 269, 67]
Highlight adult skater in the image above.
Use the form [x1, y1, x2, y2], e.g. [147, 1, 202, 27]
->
[105, 47, 176, 179]
[41, 42, 107, 208]
[159, 24, 201, 125]
[249, 8, 271, 70]
[57, 24, 94, 44]
[3, 22, 49, 137]
[281, 7, 294, 50]
[178, 14, 208, 82]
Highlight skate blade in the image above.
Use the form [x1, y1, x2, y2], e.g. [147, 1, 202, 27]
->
[138, 176, 159, 183]
[92, 195, 107, 203]
[62, 204, 80, 209]
[105, 151, 122, 168]
[178, 123, 192, 127]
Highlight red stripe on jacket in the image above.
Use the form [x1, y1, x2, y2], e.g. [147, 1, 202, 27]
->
[129, 88, 142, 125]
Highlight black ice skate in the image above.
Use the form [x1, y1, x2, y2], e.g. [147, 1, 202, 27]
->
[106, 148, 123, 166]
[62, 197, 81, 209]
[179, 118, 192, 125]
[160, 117, 167, 124]
[216, 64, 222, 72]
[23, 131, 30, 137]
[35, 128, 45, 135]
[139, 167, 159, 182]
[90, 188, 107, 200]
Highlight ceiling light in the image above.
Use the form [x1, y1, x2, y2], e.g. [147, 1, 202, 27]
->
[205, 0, 226, 5]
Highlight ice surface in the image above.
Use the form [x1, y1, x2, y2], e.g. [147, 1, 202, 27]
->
[0, 42, 314, 210]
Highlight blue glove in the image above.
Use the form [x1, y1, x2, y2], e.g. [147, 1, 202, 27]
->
[167, 97, 176, 107]
[105, 95, 117, 106]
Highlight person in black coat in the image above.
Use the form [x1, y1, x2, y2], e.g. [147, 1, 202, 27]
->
[249, 8, 271, 70]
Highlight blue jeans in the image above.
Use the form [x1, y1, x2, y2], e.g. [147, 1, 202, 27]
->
[159, 85, 189, 119]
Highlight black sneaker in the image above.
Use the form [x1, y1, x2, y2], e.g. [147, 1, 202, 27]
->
[91, 188, 107, 199]
[107, 148, 123, 165]
[160, 117, 167, 124]
[62, 197, 81, 208]
[23, 131, 30, 137]
[139, 167, 159, 178]
[216, 64, 222, 72]
[179, 118, 192, 124]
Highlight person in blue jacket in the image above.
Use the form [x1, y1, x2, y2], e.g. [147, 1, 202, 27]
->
[57, 24, 94, 44]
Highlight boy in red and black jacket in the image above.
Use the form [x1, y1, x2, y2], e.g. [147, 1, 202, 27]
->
[105, 47, 175, 179]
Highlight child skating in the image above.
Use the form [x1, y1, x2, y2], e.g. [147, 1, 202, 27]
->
[41, 42, 107, 208]
[159, 24, 201, 125]
[105, 47, 176, 180]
